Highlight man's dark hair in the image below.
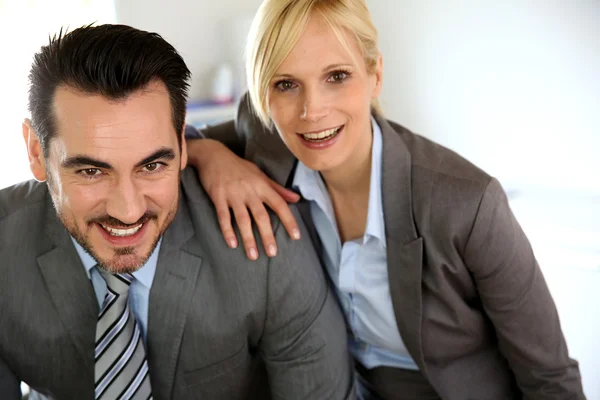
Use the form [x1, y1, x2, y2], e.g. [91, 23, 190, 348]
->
[28, 24, 191, 155]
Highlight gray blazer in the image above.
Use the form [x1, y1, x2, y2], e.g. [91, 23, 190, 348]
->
[0, 168, 354, 399]
[198, 95, 585, 400]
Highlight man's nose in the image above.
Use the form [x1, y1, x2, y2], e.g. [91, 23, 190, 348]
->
[105, 177, 146, 225]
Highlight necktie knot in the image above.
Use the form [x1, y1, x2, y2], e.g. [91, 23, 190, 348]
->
[98, 269, 134, 296]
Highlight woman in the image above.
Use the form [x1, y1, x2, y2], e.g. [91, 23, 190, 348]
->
[186, 0, 585, 399]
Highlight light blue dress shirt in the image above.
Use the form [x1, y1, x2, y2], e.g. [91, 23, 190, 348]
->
[71, 237, 160, 345]
[292, 118, 418, 371]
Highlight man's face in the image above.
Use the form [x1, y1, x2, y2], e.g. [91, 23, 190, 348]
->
[40, 81, 187, 273]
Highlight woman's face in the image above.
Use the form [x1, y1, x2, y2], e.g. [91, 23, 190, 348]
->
[268, 13, 382, 173]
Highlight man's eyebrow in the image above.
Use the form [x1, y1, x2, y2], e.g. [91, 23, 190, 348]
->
[61, 148, 176, 170]
[61, 156, 112, 170]
[135, 148, 175, 168]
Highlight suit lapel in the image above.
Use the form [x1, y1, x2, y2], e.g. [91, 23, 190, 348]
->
[377, 115, 427, 371]
[146, 195, 202, 399]
[37, 197, 97, 375]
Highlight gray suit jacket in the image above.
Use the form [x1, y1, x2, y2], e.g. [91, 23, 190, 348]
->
[0, 168, 354, 399]
[197, 94, 585, 400]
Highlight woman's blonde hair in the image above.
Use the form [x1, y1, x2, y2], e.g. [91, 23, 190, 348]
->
[246, 0, 382, 128]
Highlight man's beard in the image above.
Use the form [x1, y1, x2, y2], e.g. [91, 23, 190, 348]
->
[58, 208, 177, 274]
[47, 168, 181, 274]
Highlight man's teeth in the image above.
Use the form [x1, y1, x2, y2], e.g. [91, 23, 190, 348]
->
[102, 224, 143, 237]
[301, 127, 340, 141]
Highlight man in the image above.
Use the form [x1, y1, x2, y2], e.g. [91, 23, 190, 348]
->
[0, 24, 353, 399]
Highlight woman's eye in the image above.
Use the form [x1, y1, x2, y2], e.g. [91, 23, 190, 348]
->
[329, 71, 349, 82]
[275, 80, 296, 91]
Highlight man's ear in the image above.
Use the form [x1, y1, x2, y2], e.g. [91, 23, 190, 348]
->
[180, 121, 188, 170]
[22, 118, 47, 182]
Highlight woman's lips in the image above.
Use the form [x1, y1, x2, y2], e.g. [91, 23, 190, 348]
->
[297, 125, 344, 149]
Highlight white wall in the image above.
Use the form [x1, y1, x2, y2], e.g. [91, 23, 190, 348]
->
[114, 0, 262, 100]
[0, 0, 116, 189]
[368, 0, 600, 194]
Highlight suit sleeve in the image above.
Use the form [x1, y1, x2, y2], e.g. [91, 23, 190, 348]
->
[195, 91, 263, 159]
[0, 356, 21, 400]
[463, 177, 585, 399]
[184, 124, 205, 139]
[259, 207, 355, 400]
[193, 120, 247, 159]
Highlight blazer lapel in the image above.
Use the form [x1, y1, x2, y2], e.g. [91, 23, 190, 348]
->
[37, 197, 98, 375]
[377, 115, 427, 371]
[146, 196, 202, 399]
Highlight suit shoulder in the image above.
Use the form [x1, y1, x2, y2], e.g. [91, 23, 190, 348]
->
[179, 166, 282, 261]
[180, 166, 282, 227]
[388, 119, 491, 188]
[0, 180, 48, 222]
[0, 180, 49, 257]
[385, 120, 507, 251]
[180, 167, 210, 205]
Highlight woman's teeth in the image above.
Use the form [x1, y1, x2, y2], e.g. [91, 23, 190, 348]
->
[301, 126, 341, 142]
[102, 223, 143, 237]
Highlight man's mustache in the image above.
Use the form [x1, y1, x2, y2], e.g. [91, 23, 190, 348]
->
[89, 211, 158, 228]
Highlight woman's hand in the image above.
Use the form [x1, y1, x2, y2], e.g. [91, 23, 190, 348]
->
[186, 138, 301, 260]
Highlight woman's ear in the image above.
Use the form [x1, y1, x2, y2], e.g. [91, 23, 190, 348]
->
[372, 52, 383, 99]
[22, 118, 47, 182]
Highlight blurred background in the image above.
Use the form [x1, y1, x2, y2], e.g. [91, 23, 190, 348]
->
[1, 0, 598, 398]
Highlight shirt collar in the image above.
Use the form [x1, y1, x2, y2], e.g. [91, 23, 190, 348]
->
[292, 117, 386, 245]
[292, 159, 324, 203]
[72, 236, 161, 289]
[364, 117, 386, 245]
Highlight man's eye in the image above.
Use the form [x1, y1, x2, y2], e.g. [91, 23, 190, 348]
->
[76, 168, 102, 180]
[82, 168, 100, 176]
[143, 162, 163, 172]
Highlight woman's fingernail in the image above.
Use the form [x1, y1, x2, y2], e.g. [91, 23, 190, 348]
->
[228, 238, 238, 248]
[292, 228, 301, 240]
[267, 244, 277, 257]
[249, 247, 258, 260]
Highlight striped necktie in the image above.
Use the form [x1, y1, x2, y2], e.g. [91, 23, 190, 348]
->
[95, 270, 152, 400]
